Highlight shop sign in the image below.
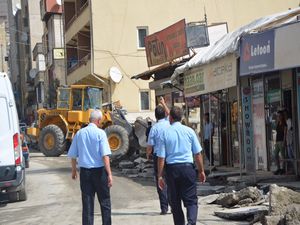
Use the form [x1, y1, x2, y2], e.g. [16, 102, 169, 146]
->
[252, 79, 267, 170]
[275, 22, 300, 70]
[267, 89, 281, 103]
[145, 19, 188, 67]
[184, 54, 237, 97]
[240, 30, 274, 76]
[242, 87, 255, 173]
[184, 67, 205, 96]
[186, 24, 209, 48]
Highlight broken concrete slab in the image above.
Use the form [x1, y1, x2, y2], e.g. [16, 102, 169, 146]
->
[198, 194, 220, 205]
[216, 187, 263, 208]
[284, 204, 300, 225]
[238, 198, 253, 206]
[138, 172, 153, 178]
[269, 184, 300, 216]
[119, 161, 135, 169]
[127, 174, 139, 178]
[122, 168, 140, 175]
[133, 157, 148, 165]
[214, 206, 268, 221]
[262, 215, 284, 225]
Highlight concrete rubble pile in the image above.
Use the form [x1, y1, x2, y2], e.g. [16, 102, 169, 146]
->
[118, 157, 154, 179]
[199, 184, 300, 225]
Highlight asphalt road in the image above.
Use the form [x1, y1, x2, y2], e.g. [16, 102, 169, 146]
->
[0, 153, 249, 225]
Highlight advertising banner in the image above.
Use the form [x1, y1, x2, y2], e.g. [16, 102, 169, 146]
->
[184, 54, 237, 97]
[242, 87, 255, 173]
[186, 24, 209, 48]
[275, 22, 300, 70]
[145, 19, 188, 67]
[240, 30, 274, 76]
[252, 79, 267, 170]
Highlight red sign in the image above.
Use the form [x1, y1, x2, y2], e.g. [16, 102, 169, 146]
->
[145, 19, 188, 67]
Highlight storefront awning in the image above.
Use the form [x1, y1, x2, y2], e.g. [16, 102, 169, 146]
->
[171, 7, 300, 83]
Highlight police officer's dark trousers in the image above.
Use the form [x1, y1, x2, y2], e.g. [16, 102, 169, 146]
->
[80, 167, 111, 225]
[153, 154, 169, 212]
[166, 163, 198, 225]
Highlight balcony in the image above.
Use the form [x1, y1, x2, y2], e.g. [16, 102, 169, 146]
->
[67, 54, 91, 85]
[40, 0, 63, 21]
[32, 43, 44, 60]
[34, 71, 45, 87]
[66, 24, 91, 78]
[65, 0, 89, 43]
[65, 0, 88, 29]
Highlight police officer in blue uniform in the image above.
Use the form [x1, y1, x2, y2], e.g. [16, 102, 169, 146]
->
[157, 106, 206, 225]
[147, 100, 170, 215]
[68, 110, 112, 225]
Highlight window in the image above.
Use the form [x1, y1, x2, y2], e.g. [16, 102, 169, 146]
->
[72, 89, 83, 110]
[137, 26, 148, 49]
[140, 91, 150, 111]
[57, 88, 70, 109]
[0, 98, 10, 133]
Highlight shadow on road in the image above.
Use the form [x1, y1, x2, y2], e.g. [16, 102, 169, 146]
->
[112, 171, 156, 188]
[110, 211, 164, 216]
[26, 167, 70, 175]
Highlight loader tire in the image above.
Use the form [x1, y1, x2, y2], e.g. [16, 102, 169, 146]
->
[105, 125, 129, 160]
[39, 125, 66, 157]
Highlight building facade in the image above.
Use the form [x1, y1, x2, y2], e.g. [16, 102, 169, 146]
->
[63, 0, 299, 118]
[239, 21, 300, 175]
[0, 0, 8, 74]
[38, 0, 65, 108]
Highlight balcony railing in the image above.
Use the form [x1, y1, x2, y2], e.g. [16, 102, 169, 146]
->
[65, 1, 89, 31]
[67, 53, 91, 75]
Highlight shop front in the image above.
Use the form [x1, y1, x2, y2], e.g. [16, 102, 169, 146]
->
[240, 21, 300, 174]
[184, 53, 238, 167]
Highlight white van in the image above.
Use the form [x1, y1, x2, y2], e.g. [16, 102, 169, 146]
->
[0, 72, 26, 202]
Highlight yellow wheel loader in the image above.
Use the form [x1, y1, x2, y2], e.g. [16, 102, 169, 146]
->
[27, 85, 140, 160]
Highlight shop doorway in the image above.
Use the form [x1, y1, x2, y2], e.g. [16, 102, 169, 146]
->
[265, 75, 281, 171]
[201, 91, 233, 167]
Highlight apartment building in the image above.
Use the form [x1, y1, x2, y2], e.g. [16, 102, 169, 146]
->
[38, 0, 66, 108]
[0, 0, 8, 73]
[63, 0, 299, 117]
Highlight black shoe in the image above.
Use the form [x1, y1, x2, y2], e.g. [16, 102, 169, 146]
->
[279, 169, 286, 175]
[160, 210, 168, 215]
[274, 169, 281, 175]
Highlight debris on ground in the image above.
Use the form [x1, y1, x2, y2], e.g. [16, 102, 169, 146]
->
[210, 184, 300, 225]
[215, 187, 264, 208]
[117, 156, 154, 179]
[214, 206, 268, 221]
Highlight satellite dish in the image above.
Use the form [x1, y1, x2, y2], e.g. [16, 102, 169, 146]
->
[109, 67, 123, 83]
[56, 0, 62, 5]
[29, 68, 38, 79]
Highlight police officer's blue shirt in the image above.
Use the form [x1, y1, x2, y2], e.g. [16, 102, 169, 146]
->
[156, 122, 202, 164]
[67, 123, 111, 168]
[147, 118, 170, 154]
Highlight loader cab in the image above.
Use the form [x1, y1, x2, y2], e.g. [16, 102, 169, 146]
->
[57, 85, 103, 111]
[57, 85, 103, 124]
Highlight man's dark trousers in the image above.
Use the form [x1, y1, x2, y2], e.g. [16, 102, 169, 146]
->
[204, 139, 214, 166]
[153, 154, 169, 213]
[166, 163, 198, 225]
[80, 167, 111, 225]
